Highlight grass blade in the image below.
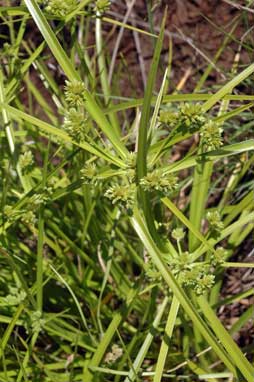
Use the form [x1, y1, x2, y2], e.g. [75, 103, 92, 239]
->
[136, 10, 166, 242]
[198, 295, 254, 380]
[24, 0, 127, 158]
[153, 295, 180, 382]
[124, 297, 168, 382]
[3, 104, 125, 168]
[202, 63, 254, 112]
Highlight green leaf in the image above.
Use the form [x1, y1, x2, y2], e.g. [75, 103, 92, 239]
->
[24, 0, 127, 158]
[153, 295, 179, 382]
[136, 10, 166, 243]
[202, 63, 254, 111]
[4, 104, 125, 168]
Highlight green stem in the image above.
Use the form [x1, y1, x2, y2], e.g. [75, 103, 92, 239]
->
[153, 295, 180, 382]
[136, 11, 166, 244]
[36, 142, 49, 312]
[124, 297, 168, 382]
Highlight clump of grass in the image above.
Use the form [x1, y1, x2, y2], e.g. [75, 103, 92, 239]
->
[0, 1, 254, 382]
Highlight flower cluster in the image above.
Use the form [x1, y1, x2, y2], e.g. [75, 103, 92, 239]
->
[140, 169, 178, 195]
[172, 227, 185, 241]
[126, 152, 137, 170]
[159, 110, 178, 128]
[121, 151, 137, 181]
[104, 162, 177, 214]
[159, 103, 205, 133]
[3, 287, 26, 306]
[179, 103, 206, 131]
[169, 227, 229, 295]
[144, 260, 161, 280]
[80, 163, 97, 185]
[42, 0, 78, 17]
[31, 311, 46, 333]
[200, 120, 222, 151]
[104, 183, 136, 211]
[64, 80, 87, 107]
[63, 108, 88, 142]
[191, 273, 215, 295]
[102, 153, 136, 212]
[30, 187, 54, 207]
[207, 210, 224, 237]
[63, 80, 88, 143]
[95, 0, 111, 13]
[21, 210, 37, 226]
[103, 153, 136, 212]
[19, 150, 34, 174]
[167, 225, 228, 295]
[158, 103, 223, 151]
[211, 246, 228, 266]
[3, 205, 37, 226]
[171, 252, 215, 295]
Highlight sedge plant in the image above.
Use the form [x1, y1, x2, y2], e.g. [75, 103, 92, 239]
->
[0, 1, 254, 381]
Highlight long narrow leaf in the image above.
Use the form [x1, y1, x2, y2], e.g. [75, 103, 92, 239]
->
[24, 0, 127, 158]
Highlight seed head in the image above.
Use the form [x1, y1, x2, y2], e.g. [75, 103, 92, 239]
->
[95, 0, 111, 13]
[158, 110, 178, 128]
[80, 163, 97, 184]
[207, 210, 224, 235]
[19, 150, 34, 173]
[21, 211, 37, 226]
[43, 0, 78, 17]
[211, 246, 228, 266]
[63, 108, 88, 143]
[140, 169, 178, 194]
[105, 183, 136, 209]
[194, 274, 215, 295]
[172, 228, 185, 241]
[200, 120, 223, 151]
[179, 103, 206, 132]
[64, 80, 87, 107]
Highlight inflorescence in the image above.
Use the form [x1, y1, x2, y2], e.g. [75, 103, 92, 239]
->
[95, 0, 111, 13]
[40, 0, 78, 17]
[207, 210, 224, 237]
[64, 80, 87, 107]
[169, 227, 227, 295]
[59, 97, 225, 296]
[159, 103, 205, 134]
[63, 80, 89, 143]
[140, 169, 178, 194]
[39, 0, 111, 17]
[104, 183, 136, 212]
[19, 150, 34, 174]
[159, 102, 223, 151]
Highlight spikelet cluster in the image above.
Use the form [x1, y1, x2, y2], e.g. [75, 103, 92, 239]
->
[158, 103, 223, 151]
[168, 225, 228, 295]
[19, 150, 34, 174]
[207, 210, 224, 237]
[41, 0, 78, 17]
[80, 163, 97, 185]
[95, 0, 111, 13]
[104, 183, 136, 211]
[159, 103, 205, 133]
[63, 80, 88, 143]
[140, 169, 178, 195]
[200, 120, 223, 151]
